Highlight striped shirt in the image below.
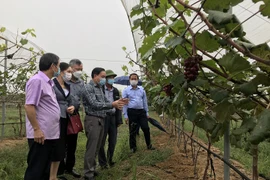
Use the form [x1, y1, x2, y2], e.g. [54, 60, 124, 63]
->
[82, 80, 113, 118]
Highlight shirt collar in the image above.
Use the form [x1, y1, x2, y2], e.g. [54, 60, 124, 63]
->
[70, 78, 83, 84]
[38, 71, 54, 87]
[128, 85, 140, 90]
[89, 80, 99, 87]
[105, 85, 114, 91]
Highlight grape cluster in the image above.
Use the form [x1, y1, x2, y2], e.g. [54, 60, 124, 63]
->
[163, 84, 174, 97]
[184, 55, 202, 82]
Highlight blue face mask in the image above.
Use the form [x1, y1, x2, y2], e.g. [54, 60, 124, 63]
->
[107, 79, 114, 85]
[99, 78, 106, 86]
[54, 65, 60, 77]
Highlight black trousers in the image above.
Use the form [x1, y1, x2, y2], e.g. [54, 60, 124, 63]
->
[24, 139, 57, 180]
[98, 115, 117, 167]
[127, 109, 151, 150]
[58, 114, 79, 174]
[58, 133, 78, 174]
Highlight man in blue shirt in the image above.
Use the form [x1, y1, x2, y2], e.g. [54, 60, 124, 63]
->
[122, 73, 155, 153]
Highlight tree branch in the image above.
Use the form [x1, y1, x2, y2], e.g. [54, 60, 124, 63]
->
[175, 0, 270, 66]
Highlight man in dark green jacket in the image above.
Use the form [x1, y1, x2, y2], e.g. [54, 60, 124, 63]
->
[98, 69, 122, 168]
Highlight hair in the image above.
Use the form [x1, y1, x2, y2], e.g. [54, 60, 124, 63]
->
[91, 67, 105, 78]
[69, 59, 82, 67]
[59, 62, 70, 72]
[39, 53, 59, 71]
[129, 73, 139, 80]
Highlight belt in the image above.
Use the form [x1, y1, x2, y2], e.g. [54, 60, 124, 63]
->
[106, 112, 116, 116]
[128, 108, 144, 111]
[85, 113, 104, 119]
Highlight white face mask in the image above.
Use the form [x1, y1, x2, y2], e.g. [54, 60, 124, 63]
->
[63, 72, 72, 81]
[130, 80, 138, 86]
[73, 71, 82, 79]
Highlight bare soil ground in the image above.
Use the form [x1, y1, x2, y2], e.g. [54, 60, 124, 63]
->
[0, 137, 26, 150]
[124, 130, 262, 180]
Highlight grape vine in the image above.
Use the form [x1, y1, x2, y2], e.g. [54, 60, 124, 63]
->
[123, 0, 270, 178]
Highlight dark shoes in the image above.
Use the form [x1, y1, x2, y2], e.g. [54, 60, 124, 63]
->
[147, 145, 156, 150]
[66, 169, 81, 178]
[84, 177, 95, 180]
[94, 171, 99, 177]
[109, 161, 115, 167]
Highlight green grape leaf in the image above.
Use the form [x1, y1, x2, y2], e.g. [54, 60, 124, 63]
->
[218, 52, 251, 73]
[211, 123, 224, 142]
[251, 73, 270, 86]
[208, 10, 233, 24]
[165, 36, 185, 48]
[203, 0, 243, 11]
[251, 43, 270, 60]
[249, 109, 270, 145]
[0, 27, 6, 33]
[186, 97, 198, 121]
[139, 27, 167, 59]
[130, 5, 144, 17]
[195, 113, 217, 133]
[172, 88, 185, 105]
[212, 99, 236, 123]
[232, 117, 256, 135]
[235, 40, 255, 50]
[20, 38, 28, 45]
[234, 81, 257, 96]
[224, 21, 245, 38]
[195, 30, 220, 52]
[251, 43, 270, 73]
[154, 0, 170, 18]
[152, 48, 167, 71]
[210, 88, 229, 103]
[167, 19, 185, 31]
[260, 1, 270, 18]
[140, 16, 158, 36]
[202, 60, 219, 69]
[236, 99, 258, 110]
[170, 74, 185, 87]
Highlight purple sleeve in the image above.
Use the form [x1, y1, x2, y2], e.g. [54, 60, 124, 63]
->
[25, 79, 42, 106]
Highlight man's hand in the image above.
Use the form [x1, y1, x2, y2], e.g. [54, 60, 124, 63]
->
[34, 129, 45, 145]
[125, 118, 129, 124]
[112, 100, 125, 110]
[67, 106, 75, 114]
[119, 98, 129, 105]
[147, 115, 150, 119]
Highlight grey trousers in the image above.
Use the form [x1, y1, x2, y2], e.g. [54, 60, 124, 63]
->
[98, 115, 117, 167]
[84, 115, 104, 179]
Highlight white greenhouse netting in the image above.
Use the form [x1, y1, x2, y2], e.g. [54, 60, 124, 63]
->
[0, 27, 44, 95]
[121, 0, 270, 62]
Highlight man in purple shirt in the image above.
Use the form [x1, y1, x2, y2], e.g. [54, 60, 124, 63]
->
[24, 53, 61, 180]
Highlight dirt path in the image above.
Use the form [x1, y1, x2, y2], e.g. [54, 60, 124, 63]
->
[127, 130, 262, 180]
[0, 137, 26, 150]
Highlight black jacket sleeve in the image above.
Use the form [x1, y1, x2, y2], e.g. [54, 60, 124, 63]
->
[113, 87, 123, 126]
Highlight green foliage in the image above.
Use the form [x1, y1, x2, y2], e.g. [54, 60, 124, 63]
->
[0, 27, 6, 33]
[0, 27, 41, 96]
[195, 30, 220, 52]
[218, 52, 251, 73]
[203, 0, 243, 12]
[249, 109, 270, 145]
[128, 0, 270, 147]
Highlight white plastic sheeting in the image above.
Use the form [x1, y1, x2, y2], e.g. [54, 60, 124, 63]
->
[121, 0, 270, 61]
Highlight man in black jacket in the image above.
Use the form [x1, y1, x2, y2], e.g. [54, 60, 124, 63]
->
[98, 69, 122, 169]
